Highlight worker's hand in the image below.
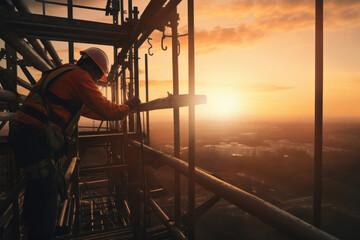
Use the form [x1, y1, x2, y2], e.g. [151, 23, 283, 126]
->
[124, 96, 141, 111]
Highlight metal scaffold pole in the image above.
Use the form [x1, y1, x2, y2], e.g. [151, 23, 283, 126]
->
[171, 8, 182, 223]
[187, 0, 195, 239]
[133, 6, 140, 133]
[314, 0, 323, 228]
[120, 0, 124, 24]
[113, 0, 120, 129]
[128, 0, 134, 132]
[12, 0, 62, 67]
[68, 0, 74, 64]
[145, 54, 151, 146]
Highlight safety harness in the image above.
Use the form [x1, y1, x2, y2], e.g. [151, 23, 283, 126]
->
[19, 66, 84, 180]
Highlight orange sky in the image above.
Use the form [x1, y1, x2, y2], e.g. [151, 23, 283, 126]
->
[1, 0, 360, 124]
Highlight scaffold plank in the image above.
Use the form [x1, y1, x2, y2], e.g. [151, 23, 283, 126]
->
[138, 94, 206, 112]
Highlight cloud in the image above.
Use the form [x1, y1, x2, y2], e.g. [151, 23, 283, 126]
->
[143, 24, 266, 55]
[195, 0, 360, 25]
[194, 24, 266, 53]
[248, 83, 293, 92]
[182, 0, 360, 54]
[20, 0, 360, 56]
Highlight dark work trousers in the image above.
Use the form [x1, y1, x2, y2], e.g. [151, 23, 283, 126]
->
[8, 122, 57, 240]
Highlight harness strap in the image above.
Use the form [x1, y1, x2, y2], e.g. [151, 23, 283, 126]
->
[41, 66, 78, 91]
[64, 104, 83, 136]
[21, 104, 48, 123]
[43, 90, 80, 114]
[21, 104, 67, 131]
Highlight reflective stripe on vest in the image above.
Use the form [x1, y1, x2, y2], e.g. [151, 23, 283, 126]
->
[20, 66, 82, 136]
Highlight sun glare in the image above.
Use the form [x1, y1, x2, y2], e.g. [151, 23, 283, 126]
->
[202, 91, 244, 119]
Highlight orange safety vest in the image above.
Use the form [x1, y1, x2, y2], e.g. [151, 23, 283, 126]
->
[17, 66, 84, 153]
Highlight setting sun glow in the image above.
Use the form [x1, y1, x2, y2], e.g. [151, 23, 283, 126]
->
[201, 91, 245, 119]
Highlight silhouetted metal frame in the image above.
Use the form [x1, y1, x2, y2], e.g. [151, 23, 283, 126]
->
[138, 95, 206, 112]
[187, 0, 196, 238]
[145, 54, 150, 145]
[171, 8, 182, 224]
[0, 7, 129, 47]
[129, 48, 135, 132]
[12, 0, 61, 66]
[18, 64, 36, 85]
[130, 141, 339, 240]
[0, 17, 52, 72]
[0, 65, 33, 91]
[67, 0, 74, 64]
[35, 0, 108, 12]
[314, 0, 323, 228]
[6, 44, 20, 238]
[149, 198, 188, 240]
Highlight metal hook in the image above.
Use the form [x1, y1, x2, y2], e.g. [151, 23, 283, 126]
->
[161, 31, 167, 51]
[147, 38, 153, 56]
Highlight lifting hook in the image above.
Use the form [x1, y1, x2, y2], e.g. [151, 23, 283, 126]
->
[161, 31, 167, 51]
[147, 38, 153, 56]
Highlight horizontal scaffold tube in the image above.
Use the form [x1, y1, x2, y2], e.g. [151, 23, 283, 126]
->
[11, 0, 62, 66]
[130, 141, 339, 240]
[0, 112, 16, 121]
[138, 94, 206, 112]
[16, 77, 33, 90]
[0, 89, 26, 102]
[0, 19, 52, 72]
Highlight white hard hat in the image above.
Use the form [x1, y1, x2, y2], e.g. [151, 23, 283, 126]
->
[80, 47, 109, 82]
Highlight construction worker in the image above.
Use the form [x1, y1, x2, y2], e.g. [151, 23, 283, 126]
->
[8, 47, 139, 240]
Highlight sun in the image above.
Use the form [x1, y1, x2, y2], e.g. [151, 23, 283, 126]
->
[200, 90, 245, 119]
[211, 95, 236, 116]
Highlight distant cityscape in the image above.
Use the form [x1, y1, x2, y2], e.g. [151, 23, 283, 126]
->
[202, 139, 345, 158]
[157, 139, 345, 159]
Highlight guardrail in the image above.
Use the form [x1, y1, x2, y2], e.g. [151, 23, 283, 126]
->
[130, 141, 340, 240]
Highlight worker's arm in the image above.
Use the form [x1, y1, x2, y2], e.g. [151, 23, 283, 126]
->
[81, 105, 127, 120]
[81, 97, 140, 120]
[72, 71, 131, 120]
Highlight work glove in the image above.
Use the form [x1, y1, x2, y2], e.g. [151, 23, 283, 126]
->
[124, 96, 141, 111]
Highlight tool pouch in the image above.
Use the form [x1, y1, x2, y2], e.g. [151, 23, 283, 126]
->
[45, 122, 65, 160]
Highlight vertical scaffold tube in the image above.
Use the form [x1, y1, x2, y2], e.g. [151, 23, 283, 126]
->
[314, 0, 323, 228]
[171, 9, 181, 223]
[187, 0, 195, 239]
[68, 0, 74, 64]
[145, 54, 150, 145]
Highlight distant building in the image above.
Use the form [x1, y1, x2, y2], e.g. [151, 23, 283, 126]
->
[263, 139, 344, 157]
[203, 142, 256, 157]
[158, 144, 188, 157]
[202, 139, 344, 159]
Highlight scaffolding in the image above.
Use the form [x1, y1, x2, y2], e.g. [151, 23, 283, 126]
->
[0, 0, 339, 239]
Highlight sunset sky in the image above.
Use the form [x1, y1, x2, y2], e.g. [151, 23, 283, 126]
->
[2, 0, 360, 123]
